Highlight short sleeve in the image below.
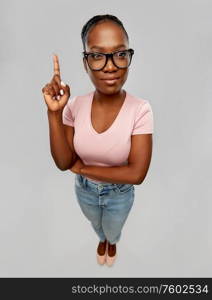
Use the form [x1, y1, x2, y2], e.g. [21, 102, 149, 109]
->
[132, 101, 154, 135]
[62, 96, 77, 127]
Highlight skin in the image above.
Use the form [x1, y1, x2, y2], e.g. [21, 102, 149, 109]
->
[42, 55, 70, 112]
[83, 20, 129, 106]
[70, 20, 153, 185]
[43, 22, 152, 255]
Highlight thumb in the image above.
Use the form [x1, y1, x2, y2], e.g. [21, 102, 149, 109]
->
[60, 81, 70, 95]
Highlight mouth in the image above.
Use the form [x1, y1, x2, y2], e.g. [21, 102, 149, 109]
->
[101, 77, 120, 85]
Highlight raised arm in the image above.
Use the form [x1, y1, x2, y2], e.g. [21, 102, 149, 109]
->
[42, 54, 75, 170]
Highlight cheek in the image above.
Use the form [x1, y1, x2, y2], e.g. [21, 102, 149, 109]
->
[120, 71, 128, 84]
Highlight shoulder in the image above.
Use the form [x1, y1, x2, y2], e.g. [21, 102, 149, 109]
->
[126, 91, 153, 114]
[65, 90, 93, 110]
[127, 91, 154, 135]
[73, 90, 93, 103]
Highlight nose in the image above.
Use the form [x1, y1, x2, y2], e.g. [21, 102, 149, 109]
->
[103, 56, 118, 71]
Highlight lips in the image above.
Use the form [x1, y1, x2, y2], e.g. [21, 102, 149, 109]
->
[101, 77, 120, 85]
[101, 77, 120, 80]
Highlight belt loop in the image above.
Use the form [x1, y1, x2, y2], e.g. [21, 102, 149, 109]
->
[80, 174, 84, 188]
[81, 175, 87, 188]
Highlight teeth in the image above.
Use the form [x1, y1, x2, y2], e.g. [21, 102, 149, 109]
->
[60, 89, 64, 95]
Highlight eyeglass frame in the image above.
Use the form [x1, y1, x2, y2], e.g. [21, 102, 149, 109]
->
[82, 48, 135, 71]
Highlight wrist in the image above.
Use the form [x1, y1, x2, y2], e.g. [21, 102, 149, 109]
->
[47, 109, 63, 120]
[47, 109, 63, 114]
[79, 166, 85, 174]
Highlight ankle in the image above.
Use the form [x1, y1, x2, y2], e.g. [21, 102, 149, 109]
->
[107, 242, 116, 257]
[97, 240, 107, 255]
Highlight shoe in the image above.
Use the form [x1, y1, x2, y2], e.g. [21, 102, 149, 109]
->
[96, 240, 107, 265]
[106, 242, 116, 267]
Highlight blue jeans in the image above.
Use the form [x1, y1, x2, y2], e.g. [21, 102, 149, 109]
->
[74, 174, 135, 244]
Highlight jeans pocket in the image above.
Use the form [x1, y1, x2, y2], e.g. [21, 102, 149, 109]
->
[75, 174, 84, 189]
[116, 183, 134, 194]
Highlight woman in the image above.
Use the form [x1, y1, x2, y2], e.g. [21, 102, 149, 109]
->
[42, 14, 154, 267]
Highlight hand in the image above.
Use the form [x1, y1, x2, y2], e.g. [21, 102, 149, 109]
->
[70, 157, 85, 174]
[42, 54, 71, 112]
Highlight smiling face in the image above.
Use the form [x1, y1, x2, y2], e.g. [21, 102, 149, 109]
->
[83, 21, 130, 95]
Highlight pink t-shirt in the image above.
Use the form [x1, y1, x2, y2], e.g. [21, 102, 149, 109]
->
[62, 90, 154, 183]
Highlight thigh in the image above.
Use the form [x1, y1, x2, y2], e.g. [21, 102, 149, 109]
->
[74, 176, 102, 224]
[102, 184, 135, 227]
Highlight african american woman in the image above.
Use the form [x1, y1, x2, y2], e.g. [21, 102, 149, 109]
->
[42, 14, 154, 267]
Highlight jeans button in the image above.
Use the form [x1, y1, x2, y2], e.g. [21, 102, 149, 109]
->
[98, 184, 103, 191]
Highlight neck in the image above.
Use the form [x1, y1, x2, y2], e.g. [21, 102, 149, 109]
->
[94, 89, 126, 106]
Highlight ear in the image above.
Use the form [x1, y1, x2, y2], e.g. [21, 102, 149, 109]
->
[83, 57, 88, 73]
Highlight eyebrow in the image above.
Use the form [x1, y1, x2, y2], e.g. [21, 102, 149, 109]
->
[90, 44, 127, 51]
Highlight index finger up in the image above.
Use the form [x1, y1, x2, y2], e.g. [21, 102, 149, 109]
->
[53, 54, 61, 79]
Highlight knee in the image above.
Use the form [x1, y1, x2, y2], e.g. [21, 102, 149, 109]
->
[92, 221, 102, 230]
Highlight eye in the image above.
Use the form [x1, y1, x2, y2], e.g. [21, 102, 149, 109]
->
[116, 51, 128, 58]
[90, 53, 104, 60]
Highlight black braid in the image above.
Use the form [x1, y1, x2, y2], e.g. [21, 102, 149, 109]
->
[81, 14, 129, 51]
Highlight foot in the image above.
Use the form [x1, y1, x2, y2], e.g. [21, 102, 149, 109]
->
[106, 242, 117, 267]
[96, 239, 107, 265]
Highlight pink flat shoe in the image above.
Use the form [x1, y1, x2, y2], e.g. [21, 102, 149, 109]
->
[106, 242, 117, 267]
[96, 240, 107, 265]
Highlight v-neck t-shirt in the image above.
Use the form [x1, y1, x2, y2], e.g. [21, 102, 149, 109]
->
[62, 90, 154, 183]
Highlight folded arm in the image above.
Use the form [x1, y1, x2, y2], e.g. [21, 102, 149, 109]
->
[73, 134, 153, 185]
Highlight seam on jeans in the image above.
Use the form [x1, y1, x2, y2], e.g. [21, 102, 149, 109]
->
[116, 184, 133, 193]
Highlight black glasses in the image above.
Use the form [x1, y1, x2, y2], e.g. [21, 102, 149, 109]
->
[82, 48, 134, 71]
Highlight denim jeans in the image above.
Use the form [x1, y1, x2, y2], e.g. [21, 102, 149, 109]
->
[74, 174, 135, 244]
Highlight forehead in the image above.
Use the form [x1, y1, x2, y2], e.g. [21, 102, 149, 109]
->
[86, 21, 128, 51]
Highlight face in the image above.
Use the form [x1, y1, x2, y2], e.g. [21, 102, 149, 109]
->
[83, 21, 130, 95]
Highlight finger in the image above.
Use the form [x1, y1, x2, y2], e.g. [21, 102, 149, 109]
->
[42, 83, 50, 95]
[51, 81, 60, 96]
[51, 77, 66, 96]
[58, 85, 71, 106]
[53, 54, 61, 79]
[42, 84, 57, 103]
[59, 81, 66, 95]
[47, 84, 55, 97]
[60, 82, 70, 97]
[52, 73, 62, 87]
[42, 84, 54, 96]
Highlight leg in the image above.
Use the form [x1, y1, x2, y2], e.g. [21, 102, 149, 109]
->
[75, 185, 106, 242]
[102, 187, 134, 244]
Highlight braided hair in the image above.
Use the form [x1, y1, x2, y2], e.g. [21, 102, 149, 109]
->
[81, 14, 129, 51]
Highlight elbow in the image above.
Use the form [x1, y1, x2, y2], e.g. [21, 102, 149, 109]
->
[56, 164, 68, 171]
[56, 160, 74, 171]
[134, 179, 144, 185]
[60, 163, 74, 171]
[131, 168, 150, 185]
[129, 175, 142, 185]
[133, 174, 145, 185]
[60, 153, 78, 171]
[129, 168, 144, 185]
[59, 166, 69, 171]
[128, 165, 145, 185]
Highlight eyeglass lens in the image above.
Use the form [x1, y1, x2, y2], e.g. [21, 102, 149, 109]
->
[87, 50, 132, 70]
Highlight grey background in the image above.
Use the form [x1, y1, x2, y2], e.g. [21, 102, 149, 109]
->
[0, 0, 211, 277]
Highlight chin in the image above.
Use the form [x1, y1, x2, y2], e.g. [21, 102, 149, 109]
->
[96, 85, 123, 95]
